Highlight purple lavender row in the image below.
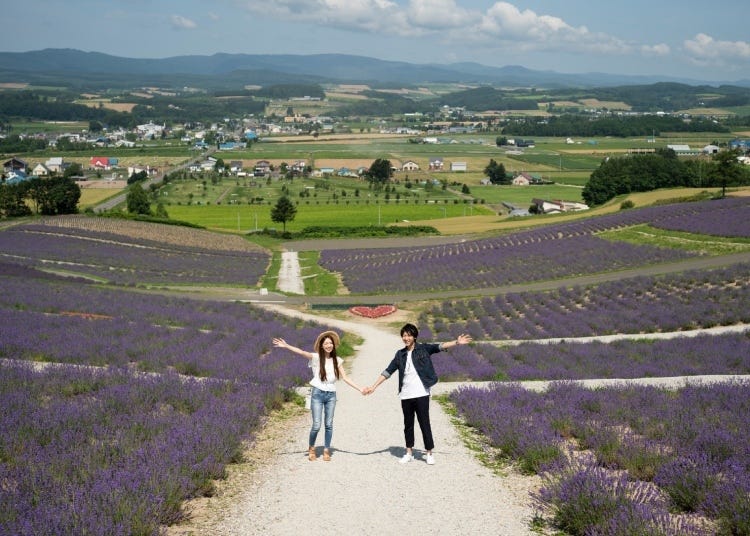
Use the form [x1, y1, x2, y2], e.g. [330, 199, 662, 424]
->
[450, 381, 750, 534]
[431, 333, 750, 382]
[0, 226, 269, 286]
[0, 363, 275, 535]
[0, 275, 322, 382]
[321, 234, 694, 293]
[650, 197, 750, 238]
[0, 269, 294, 335]
[423, 263, 750, 341]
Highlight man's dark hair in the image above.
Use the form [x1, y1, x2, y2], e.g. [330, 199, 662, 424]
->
[400, 323, 419, 338]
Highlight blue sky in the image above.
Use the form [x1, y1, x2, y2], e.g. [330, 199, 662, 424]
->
[2, 0, 748, 83]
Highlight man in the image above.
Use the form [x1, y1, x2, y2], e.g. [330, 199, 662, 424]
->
[365, 323, 472, 465]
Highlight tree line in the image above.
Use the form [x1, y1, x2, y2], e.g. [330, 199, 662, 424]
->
[502, 114, 729, 138]
[0, 176, 80, 217]
[582, 148, 750, 205]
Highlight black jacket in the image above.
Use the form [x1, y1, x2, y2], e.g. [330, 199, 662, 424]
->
[382, 342, 443, 394]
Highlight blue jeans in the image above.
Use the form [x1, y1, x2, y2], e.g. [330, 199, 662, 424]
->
[309, 387, 337, 449]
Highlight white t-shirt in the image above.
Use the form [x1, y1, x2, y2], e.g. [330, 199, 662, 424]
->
[308, 352, 341, 392]
[399, 350, 429, 400]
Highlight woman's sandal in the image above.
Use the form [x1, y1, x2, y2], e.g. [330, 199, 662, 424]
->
[308, 447, 316, 461]
[323, 449, 331, 461]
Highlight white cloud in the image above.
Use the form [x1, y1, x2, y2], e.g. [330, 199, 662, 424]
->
[170, 15, 197, 30]
[406, 0, 477, 30]
[473, 2, 630, 54]
[641, 43, 670, 56]
[684, 33, 750, 64]
[238, 1, 661, 57]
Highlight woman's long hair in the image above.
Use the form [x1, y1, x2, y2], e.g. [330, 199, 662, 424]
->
[316, 335, 340, 381]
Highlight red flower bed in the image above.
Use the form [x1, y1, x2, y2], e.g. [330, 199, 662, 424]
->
[349, 305, 397, 318]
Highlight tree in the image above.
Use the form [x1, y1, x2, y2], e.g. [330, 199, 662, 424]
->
[366, 158, 392, 189]
[25, 176, 80, 215]
[709, 149, 745, 198]
[0, 183, 32, 217]
[63, 162, 83, 179]
[126, 184, 151, 215]
[484, 159, 508, 184]
[271, 195, 297, 232]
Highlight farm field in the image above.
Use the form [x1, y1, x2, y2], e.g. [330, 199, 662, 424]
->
[3, 201, 750, 534]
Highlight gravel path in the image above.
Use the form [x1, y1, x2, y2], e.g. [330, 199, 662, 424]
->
[168, 308, 540, 535]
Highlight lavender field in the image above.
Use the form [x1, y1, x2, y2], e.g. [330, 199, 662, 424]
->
[450, 381, 750, 535]
[0, 266, 337, 535]
[422, 263, 750, 341]
[3, 197, 750, 535]
[319, 196, 749, 294]
[0, 218, 270, 286]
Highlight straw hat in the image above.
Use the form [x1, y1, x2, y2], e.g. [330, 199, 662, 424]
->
[314, 330, 340, 351]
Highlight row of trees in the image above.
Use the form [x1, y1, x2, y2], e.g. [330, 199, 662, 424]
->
[0, 177, 80, 218]
[582, 148, 750, 205]
[502, 114, 729, 138]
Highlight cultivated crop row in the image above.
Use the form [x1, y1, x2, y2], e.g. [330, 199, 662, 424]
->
[0, 223, 270, 286]
[451, 381, 750, 534]
[431, 332, 750, 381]
[422, 263, 750, 341]
[319, 197, 749, 293]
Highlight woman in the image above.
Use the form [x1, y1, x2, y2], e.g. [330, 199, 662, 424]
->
[272, 330, 365, 461]
[364, 323, 472, 465]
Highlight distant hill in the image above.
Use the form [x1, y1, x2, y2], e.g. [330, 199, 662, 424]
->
[1, 48, 748, 90]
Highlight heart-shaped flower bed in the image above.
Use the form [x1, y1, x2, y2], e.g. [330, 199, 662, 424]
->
[349, 305, 397, 318]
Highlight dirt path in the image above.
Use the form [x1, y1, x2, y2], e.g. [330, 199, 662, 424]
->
[167, 308, 540, 535]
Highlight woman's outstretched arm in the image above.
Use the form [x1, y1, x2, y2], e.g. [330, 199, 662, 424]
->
[272, 337, 313, 360]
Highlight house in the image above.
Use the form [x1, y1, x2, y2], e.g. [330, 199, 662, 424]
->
[512, 172, 544, 185]
[32, 163, 51, 177]
[5, 170, 29, 184]
[229, 161, 244, 173]
[290, 160, 307, 175]
[729, 139, 750, 151]
[3, 157, 27, 174]
[532, 198, 589, 214]
[667, 144, 694, 155]
[532, 198, 564, 214]
[90, 156, 117, 170]
[428, 157, 444, 171]
[128, 165, 157, 177]
[702, 145, 720, 154]
[450, 161, 467, 172]
[45, 157, 65, 173]
[401, 160, 420, 172]
[254, 160, 271, 177]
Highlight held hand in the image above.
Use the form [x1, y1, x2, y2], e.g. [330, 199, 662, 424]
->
[359, 387, 369, 395]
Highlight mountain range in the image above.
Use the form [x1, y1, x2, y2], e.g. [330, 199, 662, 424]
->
[0, 48, 748, 90]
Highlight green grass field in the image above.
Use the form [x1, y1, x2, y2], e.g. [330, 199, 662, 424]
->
[166, 199, 492, 233]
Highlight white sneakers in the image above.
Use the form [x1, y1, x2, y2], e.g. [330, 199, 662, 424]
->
[399, 452, 436, 465]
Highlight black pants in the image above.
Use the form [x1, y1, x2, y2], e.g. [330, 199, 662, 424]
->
[401, 395, 434, 451]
